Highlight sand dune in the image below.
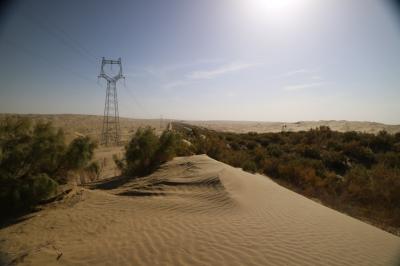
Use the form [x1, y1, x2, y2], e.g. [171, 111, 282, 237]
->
[2, 115, 399, 142]
[187, 120, 400, 134]
[1, 155, 399, 265]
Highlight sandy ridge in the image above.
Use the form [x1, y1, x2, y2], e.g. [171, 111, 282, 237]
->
[0, 155, 399, 265]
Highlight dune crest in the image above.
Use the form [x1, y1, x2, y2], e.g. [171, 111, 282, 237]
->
[1, 155, 399, 265]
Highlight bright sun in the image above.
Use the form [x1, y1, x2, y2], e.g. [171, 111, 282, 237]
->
[242, 0, 311, 25]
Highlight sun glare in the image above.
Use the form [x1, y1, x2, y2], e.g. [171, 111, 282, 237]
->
[242, 0, 311, 25]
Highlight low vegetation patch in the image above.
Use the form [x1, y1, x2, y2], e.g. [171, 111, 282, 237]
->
[0, 117, 96, 217]
[115, 127, 191, 177]
[174, 123, 400, 231]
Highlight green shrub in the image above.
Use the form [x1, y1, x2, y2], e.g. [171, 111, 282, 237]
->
[173, 122, 400, 230]
[301, 145, 321, 159]
[370, 131, 393, 153]
[226, 150, 250, 168]
[0, 173, 58, 213]
[0, 118, 65, 181]
[113, 154, 125, 171]
[376, 152, 400, 169]
[122, 127, 186, 177]
[275, 159, 322, 191]
[63, 136, 97, 171]
[321, 150, 348, 174]
[84, 161, 101, 181]
[0, 117, 96, 216]
[124, 127, 159, 176]
[242, 160, 257, 173]
[263, 158, 280, 177]
[153, 131, 182, 164]
[266, 144, 283, 157]
[343, 131, 360, 142]
[344, 141, 375, 167]
[342, 166, 372, 204]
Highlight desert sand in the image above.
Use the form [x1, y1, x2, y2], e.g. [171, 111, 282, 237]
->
[1, 155, 399, 265]
[186, 120, 400, 134]
[0, 114, 170, 143]
[2, 115, 399, 141]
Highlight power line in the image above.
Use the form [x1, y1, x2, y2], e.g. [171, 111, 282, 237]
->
[2, 38, 98, 85]
[122, 83, 152, 118]
[17, 8, 98, 65]
[16, 6, 152, 118]
[5, 3, 152, 119]
[3, 37, 152, 119]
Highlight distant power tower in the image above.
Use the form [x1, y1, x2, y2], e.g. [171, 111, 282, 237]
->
[98, 57, 124, 146]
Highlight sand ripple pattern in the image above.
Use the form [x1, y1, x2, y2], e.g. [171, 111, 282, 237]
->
[1, 155, 399, 266]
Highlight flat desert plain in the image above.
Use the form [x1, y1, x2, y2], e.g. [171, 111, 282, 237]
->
[186, 120, 400, 134]
[0, 114, 170, 143]
[1, 155, 399, 266]
[3, 115, 400, 139]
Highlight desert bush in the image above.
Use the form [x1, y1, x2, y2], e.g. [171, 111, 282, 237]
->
[376, 152, 400, 169]
[263, 158, 280, 177]
[242, 160, 257, 173]
[367, 164, 400, 207]
[226, 150, 250, 168]
[344, 141, 375, 167]
[153, 130, 186, 164]
[245, 140, 258, 150]
[173, 122, 400, 230]
[84, 161, 102, 182]
[113, 154, 125, 171]
[0, 118, 65, 181]
[266, 144, 283, 157]
[343, 131, 361, 142]
[342, 166, 372, 204]
[198, 136, 228, 161]
[123, 127, 159, 176]
[274, 159, 321, 193]
[321, 150, 348, 174]
[342, 164, 400, 213]
[229, 141, 241, 151]
[300, 145, 321, 159]
[62, 136, 97, 172]
[0, 117, 96, 216]
[122, 127, 186, 177]
[1, 173, 58, 213]
[370, 130, 393, 153]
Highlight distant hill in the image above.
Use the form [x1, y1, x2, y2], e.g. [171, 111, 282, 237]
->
[1, 115, 398, 143]
[185, 120, 400, 134]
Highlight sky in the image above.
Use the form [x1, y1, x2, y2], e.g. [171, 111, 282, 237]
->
[0, 0, 400, 124]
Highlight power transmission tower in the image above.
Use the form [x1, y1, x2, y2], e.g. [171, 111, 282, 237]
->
[98, 57, 124, 146]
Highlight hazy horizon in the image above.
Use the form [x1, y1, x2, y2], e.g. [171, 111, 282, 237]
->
[1, 0, 400, 124]
[3, 112, 400, 126]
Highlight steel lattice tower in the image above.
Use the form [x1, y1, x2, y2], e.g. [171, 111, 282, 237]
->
[98, 57, 124, 146]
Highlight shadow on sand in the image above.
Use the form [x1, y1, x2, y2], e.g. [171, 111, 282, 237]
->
[86, 175, 134, 190]
[117, 190, 165, 197]
[0, 211, 37, 230]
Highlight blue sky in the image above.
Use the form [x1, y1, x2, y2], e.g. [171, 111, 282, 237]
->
[0, 0, 400, 123]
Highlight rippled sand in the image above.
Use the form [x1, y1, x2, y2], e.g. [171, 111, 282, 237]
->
[1, 155, 399, 265]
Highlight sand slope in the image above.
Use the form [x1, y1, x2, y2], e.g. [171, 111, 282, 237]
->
[1, 155, 399, 265]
